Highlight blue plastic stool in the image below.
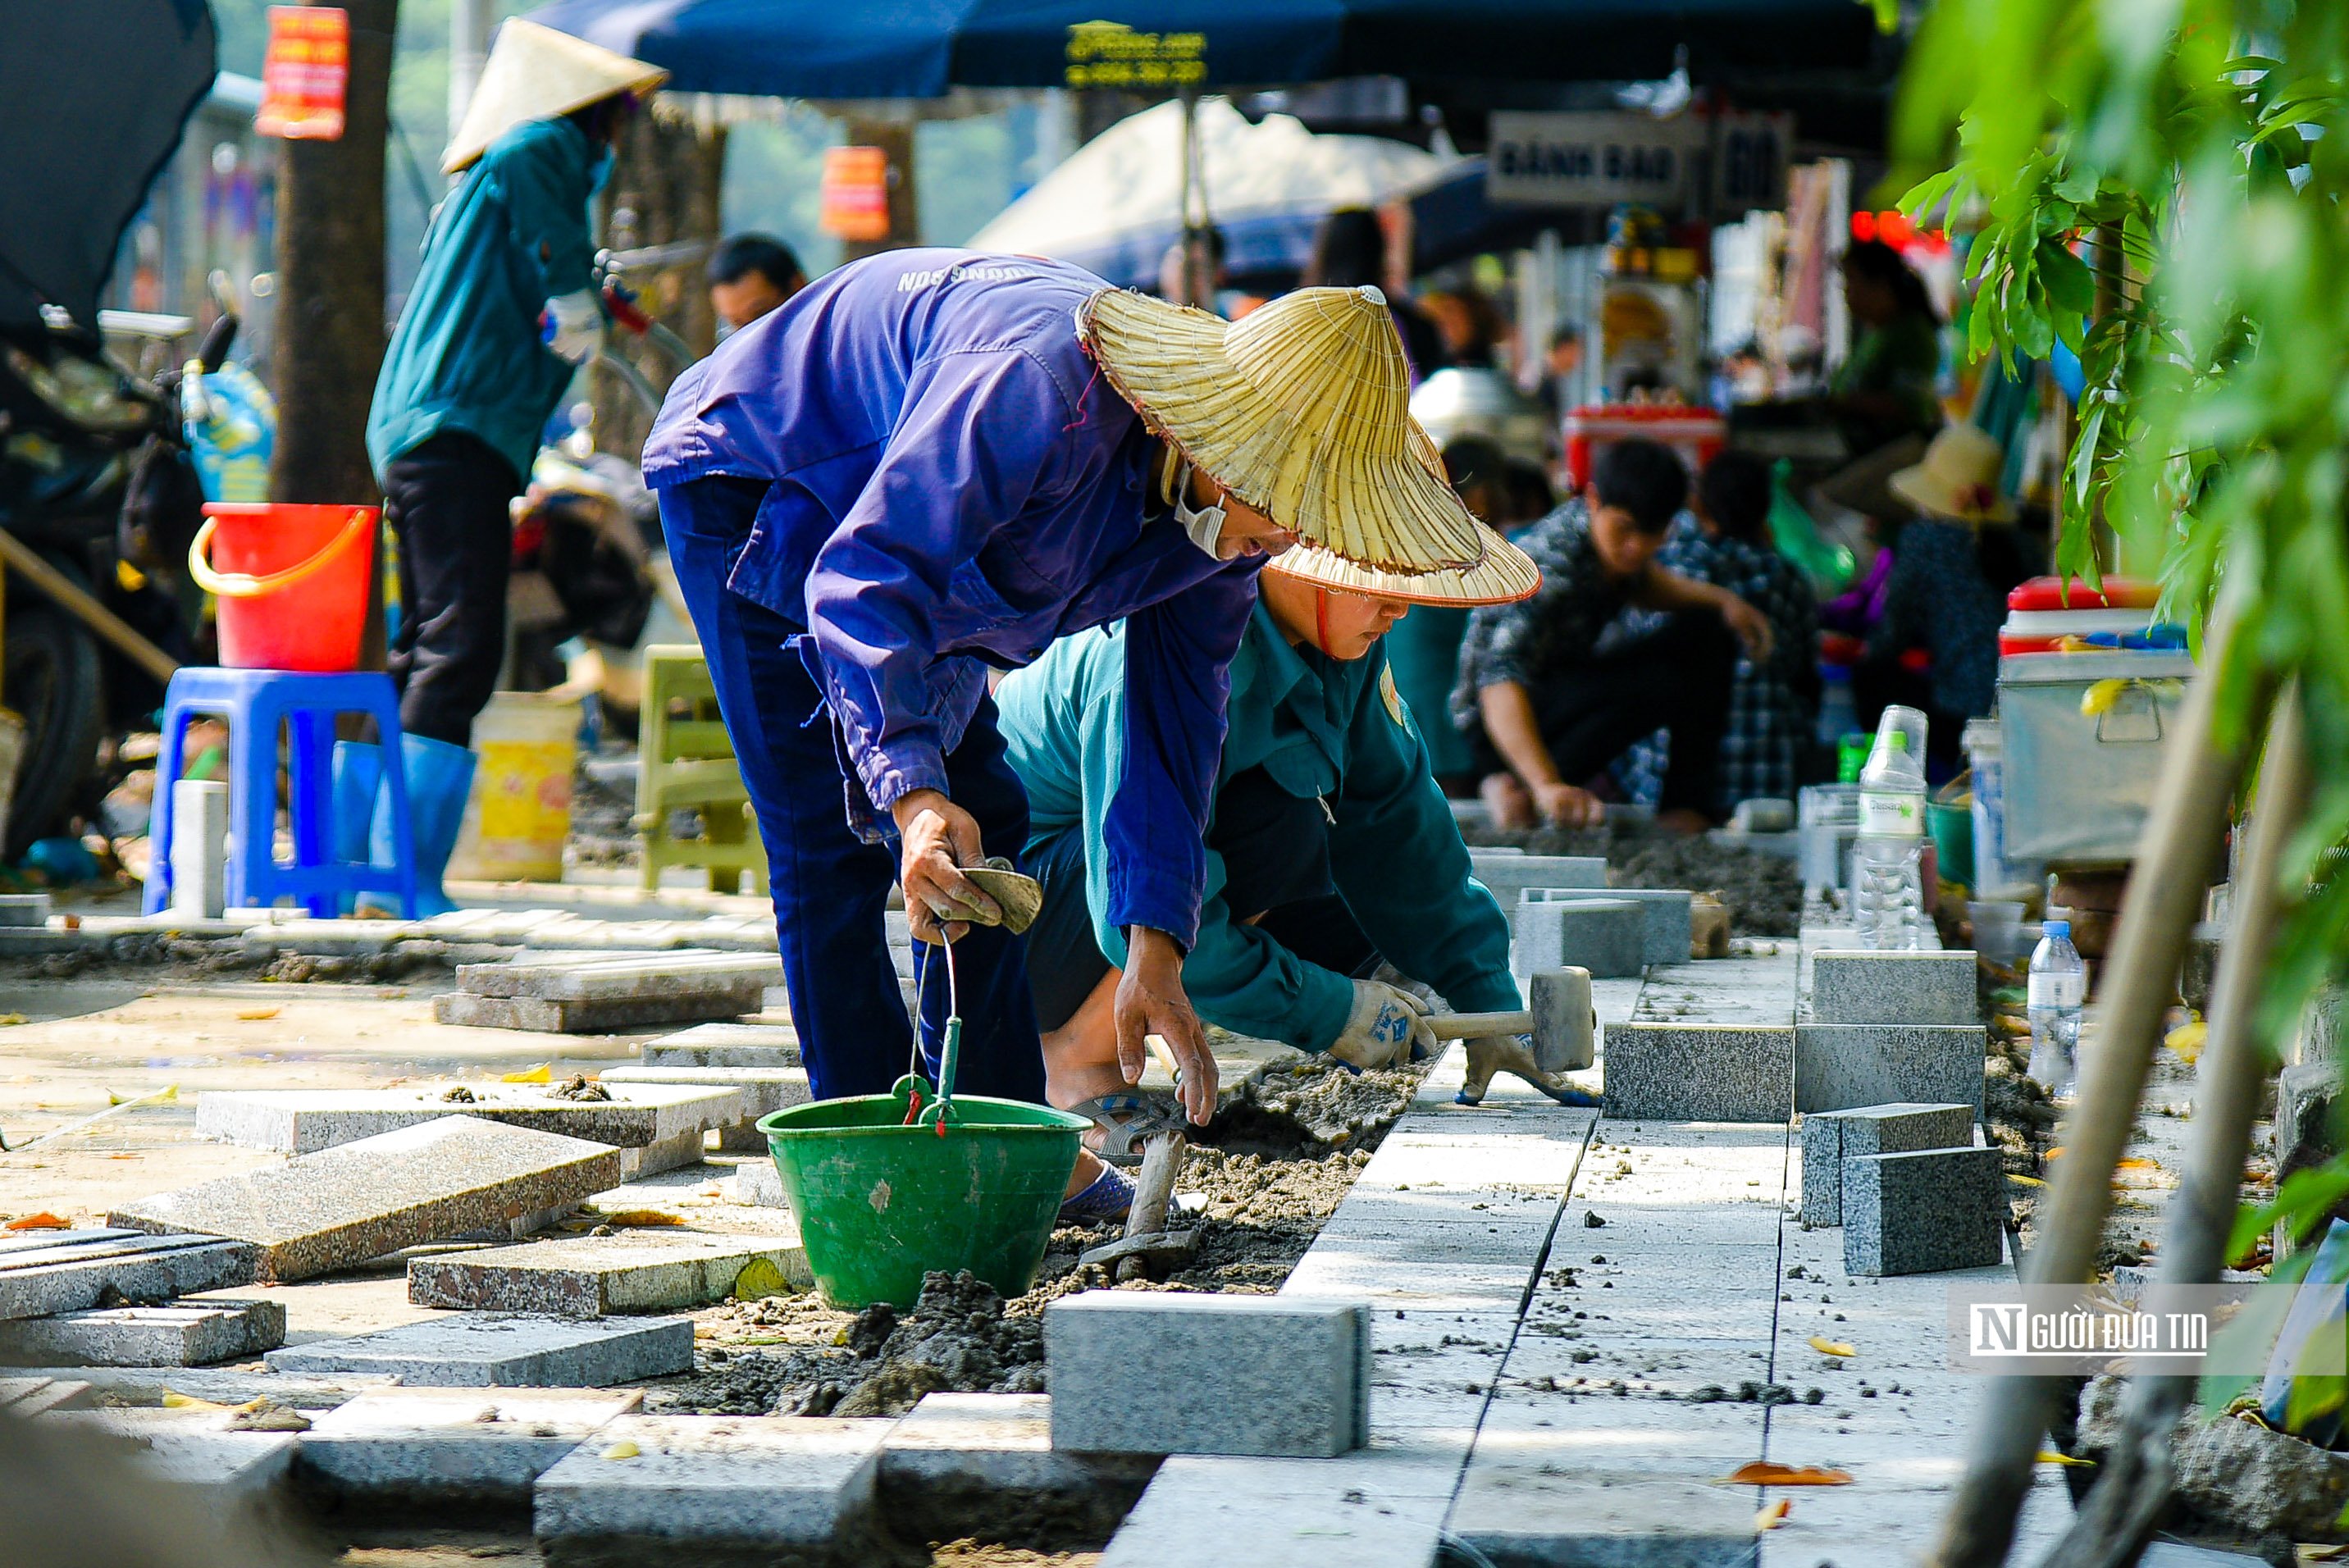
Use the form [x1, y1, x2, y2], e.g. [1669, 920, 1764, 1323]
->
[144, 668, 418, 918]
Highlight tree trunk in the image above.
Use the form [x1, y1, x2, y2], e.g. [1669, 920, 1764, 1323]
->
[839, 118, 918, 263]
[269, 0, 396, 509]
[590, 110, 727, 463]
[269, 0, 396, 675]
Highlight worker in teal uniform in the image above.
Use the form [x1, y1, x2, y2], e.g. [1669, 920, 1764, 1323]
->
[347, 21, 664, 913]
[997, 518, 1595, 1164]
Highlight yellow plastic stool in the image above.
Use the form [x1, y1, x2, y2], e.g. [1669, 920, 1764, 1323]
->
[636, 645, 769, 896]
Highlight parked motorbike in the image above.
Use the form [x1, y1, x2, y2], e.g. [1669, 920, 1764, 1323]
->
[0, 310, 221, 855]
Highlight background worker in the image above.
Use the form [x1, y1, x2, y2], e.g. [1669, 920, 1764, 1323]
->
[1455, 439, 1773, 832]
[998, 517, 1593, 1158]
[641, 254, 1486, 1219]
[706, 233, 806, 334]
[360, 21, 664, 911]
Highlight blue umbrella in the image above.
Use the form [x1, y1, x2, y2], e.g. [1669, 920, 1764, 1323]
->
[525, 0, 1878, 98]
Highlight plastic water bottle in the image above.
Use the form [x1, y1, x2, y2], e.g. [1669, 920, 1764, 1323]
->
[1850, 706, 1928, 949]
[2027, 918, 2087, 1094]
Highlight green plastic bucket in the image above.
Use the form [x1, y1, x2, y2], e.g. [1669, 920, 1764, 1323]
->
[757, 1078, 1087, 1310]
[1928, 777, 1976, 891]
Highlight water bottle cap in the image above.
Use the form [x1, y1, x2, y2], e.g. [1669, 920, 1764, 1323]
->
[2043, 919, 2070, 937]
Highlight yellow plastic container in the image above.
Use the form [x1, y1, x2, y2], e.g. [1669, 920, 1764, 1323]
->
[446, 691, 580, 883]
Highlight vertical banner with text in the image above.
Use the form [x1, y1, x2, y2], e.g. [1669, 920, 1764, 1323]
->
[256, 6, 350, 140]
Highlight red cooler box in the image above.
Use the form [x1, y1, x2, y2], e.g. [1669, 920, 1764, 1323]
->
[1562, 404, 1726, 490]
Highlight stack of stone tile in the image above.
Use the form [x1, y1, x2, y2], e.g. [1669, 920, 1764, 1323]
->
[436, 949, 781, 1032]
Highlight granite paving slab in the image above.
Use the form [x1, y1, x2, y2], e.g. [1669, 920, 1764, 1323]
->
[195, 1083, 743, 1157]
[641, 1022, 800, 1068]
[1843, 1146, 2008, 1277]
[458, 950, 782, 1001]
[0, 1298, 283, 1367]
[0, 1229, 258, 1321]
[1809, 948, 1978, 1025]
[1528, 885, 1695, 966]
[1799, 1102, 1975, 1227]
[434, 987, 767, 1034]
[296, 1387, 643, 1508]
[109, 1117, 624, 1283]
[531, 1414, 891, 1565]
[878, 1393, 1157, 1551]
[0, 1375, 94, 1414]
[407, 1232, 809, 1315]
[1795, 1023, 1988, 1116]
[268, 1313, 694, 1386]
[1600, 1023, 1795, 1123]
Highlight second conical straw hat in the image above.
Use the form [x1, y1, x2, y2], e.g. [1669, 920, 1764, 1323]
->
[1267, 527, 1541, 606]
[443, 19, 668, 174]
[1079, 285, 1486, 572]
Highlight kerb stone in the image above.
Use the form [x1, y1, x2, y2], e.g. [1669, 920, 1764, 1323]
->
[732, 1160, 787, 1209]
[879, 1393, 1157, 1552]
[0, 892, 52, 928]
[1514, 896, 1644, 981]
[267, 1313, 693, 1386]
[1795, 1023, 1987, 1117]
[1811, 949, 1978, 1024]
[1469, 851, 1608, 922]
[43, 1407, 298, 1534]
[1046, 1291, 1369, 1457]
[0, 1376, 94, 1414]
[109, 1116, 625, 1283]
[0, 1229, 258, 1322]
[1800, 1103, 1974, 1227]
[407, 1232, 809, 1315]
[0, 1298, 283, 1367]
[1843, 1146, 2007, 1276]
[642, 1022, 800, 1069]
[1601, 1023, 1793, 1123]
[532, 1415, 889, 1563]
[297, 1387, 642, 1511]
[1528, 885, 1695, 965]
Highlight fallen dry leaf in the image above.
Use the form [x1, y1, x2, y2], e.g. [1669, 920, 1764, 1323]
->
[2036, 1450, 2096, 1468]
[602, 1210, 685, 1228]
[236, 1008, 281, 1022]
[5, 1213, 71, 1230]
[2115, 1158, 2159, 1173]
[0, 1014, 25, 1027]
[2009, 1174, 2046, 1187]
[161, 1391, 230, 1411]
[600, 1439, 640, 1461]
[1807, 1336, 1857, 1358]
[1755, 1499, 1792, 1530]
[503, 1064, 553, 1084]
[1724, 1461, 1854, 1488]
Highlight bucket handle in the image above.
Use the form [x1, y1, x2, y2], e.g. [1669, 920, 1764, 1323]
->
[189, 507, 374, 599]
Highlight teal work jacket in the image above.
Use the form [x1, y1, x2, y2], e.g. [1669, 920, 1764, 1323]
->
[367, 116, 598, 484]
[996, 604, 1518, 1052]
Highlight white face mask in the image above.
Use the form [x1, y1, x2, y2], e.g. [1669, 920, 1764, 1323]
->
[1170, 463, 1227, 558]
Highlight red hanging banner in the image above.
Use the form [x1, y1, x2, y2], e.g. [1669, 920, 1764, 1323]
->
[256, 7, 350, 141]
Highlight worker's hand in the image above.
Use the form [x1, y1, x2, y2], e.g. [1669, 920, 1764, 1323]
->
[1531, 780, 1604, 828]
[1116, 928, 1217, 1126]
[540, 289, 603, 363]
[1460, 1033, 1599, 1108]
[1721, 594, 1773, 663]
[1330, 980, 1436, 1070]
[893, 788, 1000, 946]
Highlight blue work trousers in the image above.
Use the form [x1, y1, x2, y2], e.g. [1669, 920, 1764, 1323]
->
[656, 474, 1046, 1105]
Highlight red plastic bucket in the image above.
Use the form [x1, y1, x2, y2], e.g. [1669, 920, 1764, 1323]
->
[191, 503, 376, 672]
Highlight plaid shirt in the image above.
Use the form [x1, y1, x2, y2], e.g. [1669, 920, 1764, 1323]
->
[1448, 500, 1633, 734]
[1611, 520, 1819, 814]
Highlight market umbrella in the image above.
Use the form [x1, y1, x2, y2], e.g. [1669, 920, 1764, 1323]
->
[524, 0, 1880, 98]
[0, 0, 218, 327]
[969, 97, 1450, 289]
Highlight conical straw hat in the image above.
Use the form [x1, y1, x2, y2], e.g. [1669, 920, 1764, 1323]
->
[1268, 528, 1540, 606]
[442, 19, 668, 174]
[1079, 285, 1487, 572]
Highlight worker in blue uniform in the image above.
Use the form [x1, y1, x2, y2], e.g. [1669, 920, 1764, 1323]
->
[997, 516, 1594, 1163]
[641, 256, 1488, 1216]
[354, 21, 664, 913]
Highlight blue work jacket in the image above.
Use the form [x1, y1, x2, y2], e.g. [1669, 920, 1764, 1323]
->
[641, 249, 1261, 949]
[996, 604, 1519, 1051]
[367, 117, 597, 483]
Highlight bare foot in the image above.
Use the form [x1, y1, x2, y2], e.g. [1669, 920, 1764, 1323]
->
[1480, 771, 1537, 830]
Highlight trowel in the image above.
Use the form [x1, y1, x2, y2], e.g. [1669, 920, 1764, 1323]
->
[959, 856, 1042, 934]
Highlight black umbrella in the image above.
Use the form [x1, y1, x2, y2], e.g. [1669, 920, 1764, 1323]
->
[0, 0, 219, 329]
